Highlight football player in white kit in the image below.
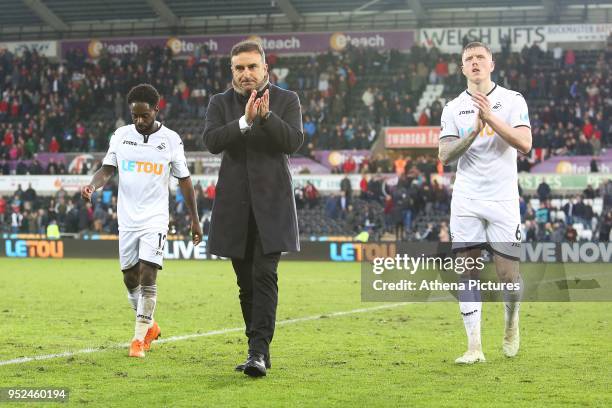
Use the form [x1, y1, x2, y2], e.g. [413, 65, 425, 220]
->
[438, 42, 532, 364]
[81, 84, 203, 358]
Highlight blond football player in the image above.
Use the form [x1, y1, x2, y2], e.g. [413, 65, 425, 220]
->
[438, 42, 532, 364]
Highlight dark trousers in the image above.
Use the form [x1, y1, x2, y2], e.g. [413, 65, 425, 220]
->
[231, 211, 280, 356]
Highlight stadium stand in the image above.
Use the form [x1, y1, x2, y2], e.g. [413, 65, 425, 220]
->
[0, 27, 610, 242]
[2, 177, 611, 242]
[0, 43, 610, 168]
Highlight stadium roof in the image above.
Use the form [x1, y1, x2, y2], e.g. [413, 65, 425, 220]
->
[1, 0, 610, 41]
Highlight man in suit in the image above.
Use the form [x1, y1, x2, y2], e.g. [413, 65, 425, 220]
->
[203, 40, 303, 377]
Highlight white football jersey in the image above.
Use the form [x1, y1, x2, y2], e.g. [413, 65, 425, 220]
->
[440, 84, 530, 200]
[103, 122, 190, 232]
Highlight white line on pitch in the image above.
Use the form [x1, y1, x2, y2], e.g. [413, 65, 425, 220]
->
[0, 303, 407, 367]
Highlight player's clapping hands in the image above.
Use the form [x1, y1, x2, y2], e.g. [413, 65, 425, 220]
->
[472, 92, 491, 122]
[473, 108, 485, 136]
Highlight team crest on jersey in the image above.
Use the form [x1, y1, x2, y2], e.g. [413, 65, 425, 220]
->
[492, 101, 502, 111]
[156, 142, 166, 151]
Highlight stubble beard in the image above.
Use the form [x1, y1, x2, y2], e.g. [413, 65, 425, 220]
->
[232, 74, 269, 96]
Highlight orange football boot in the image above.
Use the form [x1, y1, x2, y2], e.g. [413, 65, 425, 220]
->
[129, 339, 145, 358]
[143, 321, 161, 351]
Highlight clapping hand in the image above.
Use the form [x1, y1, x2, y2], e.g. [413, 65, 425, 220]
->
[471, 91, 491, 122]
[257, 89, 269, 118]
[245, 90, 261, 125]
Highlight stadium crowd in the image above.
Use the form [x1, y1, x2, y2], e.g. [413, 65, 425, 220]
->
[0, 181, 213, 237]
[2, 176, 610, 243]
[1, 39, 610, 242]
[0, 42, 610, 172]
[468, 42, 611, 168]
[295, 172, 612, 242]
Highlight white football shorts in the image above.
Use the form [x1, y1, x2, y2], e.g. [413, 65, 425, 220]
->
[450, 196, 521, 259]
[119, 229, 168, 270]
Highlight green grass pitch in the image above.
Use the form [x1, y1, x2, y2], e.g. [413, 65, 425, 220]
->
[0, 258, 610, 407]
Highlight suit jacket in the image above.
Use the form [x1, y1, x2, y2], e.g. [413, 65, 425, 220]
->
[203, 83, 303, 258]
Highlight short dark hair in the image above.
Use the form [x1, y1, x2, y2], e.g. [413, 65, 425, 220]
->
[462, 41, 492, 57]
[230, 40, 266, 63]
[127, 83, 160, 107]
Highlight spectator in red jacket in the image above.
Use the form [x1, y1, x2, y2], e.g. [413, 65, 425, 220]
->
[3, 128, 14, 147]
[0, 195, 6, 224]
[435, 57, 449, 78]
[359, 175, 369, 199]
[418, 111, 429, 126]
[582, 118, 594, 139]
[564, 49, 575, 67]
[205, 182, 216, 200]
[0, 98, 8, 121]
[342, 155, 357, 173]
[304, 182, 319, 208]
[49, 136, 60, 153]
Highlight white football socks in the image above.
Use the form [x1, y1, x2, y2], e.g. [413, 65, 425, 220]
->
[134, 285, 157, 341]
[503, 275, 523, 329]
[460, 301, 482, 351]
[459, 276, 482, 351]
[127, 285, 141, 312]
